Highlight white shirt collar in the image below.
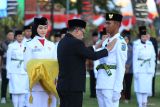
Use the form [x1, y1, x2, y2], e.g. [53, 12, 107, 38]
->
[24, 37, 31, 40]
[34, 35, 45, 40]
[108, 33, 120, 42]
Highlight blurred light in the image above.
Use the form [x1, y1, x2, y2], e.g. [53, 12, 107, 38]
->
[70, 0, 77, 3]
[115, 0, 130, 7]
[39, 0, 49, 1]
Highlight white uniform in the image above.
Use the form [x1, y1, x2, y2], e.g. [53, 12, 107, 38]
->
[22, 37, 31, 107]
[23, 37, 31, 44]
[24, 36, 57, 107]
[6, 41, 29, 107]
[133, 39, 155, 107]
[96, 33, 127, 107]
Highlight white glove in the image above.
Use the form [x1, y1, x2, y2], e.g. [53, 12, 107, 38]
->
[134, 73, 139, 80]
[7, 73, 11, 79]
[112, 91, 121, 102]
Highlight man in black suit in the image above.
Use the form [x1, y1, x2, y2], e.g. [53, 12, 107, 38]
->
[57, 19, 116, 107]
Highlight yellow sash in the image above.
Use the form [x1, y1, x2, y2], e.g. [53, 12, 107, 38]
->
[26, 59, 59, 107]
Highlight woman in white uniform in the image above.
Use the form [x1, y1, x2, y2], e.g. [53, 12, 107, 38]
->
[133, 26, 156, 107]
[24, 17, 57, 107]
[6, 30, 28, 107]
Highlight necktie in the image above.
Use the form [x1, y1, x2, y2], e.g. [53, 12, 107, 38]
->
[38, 39, 45, 46]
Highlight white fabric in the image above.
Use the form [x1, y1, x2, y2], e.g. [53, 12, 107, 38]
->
[96, 33, 127, 92]
[6, 41, 27, 75]
[136, 93, 148, 107]
[133, 39, 155, 95]
[93, 44, 101, 78]
[9, 74, 28, 94]
[12, 94, 25, 107]
[96, 89, 119, 107]
[24, 36, 57, 91]
[22, 37, 31, 107]
[24, 36, 57, 107]
[24, 93, 29, 107]
[23, 37, 31, 44]
[28, 92, 57, 107]
[112, 91, 121, 102]
[6, 41, 29, 94]
[96, 33, 127, 107]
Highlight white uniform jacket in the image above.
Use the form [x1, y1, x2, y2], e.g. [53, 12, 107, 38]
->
[93, 41, 101, 78]
[133, 39, 155, 93]
[6, 41, 28, 93]
[24, 36, 57, 91]
[96, 33, 128, 93]
[23, 37, 31, 43]
[6, 41, 26, 75]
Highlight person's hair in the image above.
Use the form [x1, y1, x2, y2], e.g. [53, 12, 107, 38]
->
[114, 21, 121, 28]
[31, 17, 48, 38]
[121, 30, 131, 42]
[7, 30, 13, 33]
[68, 26, 83, 32]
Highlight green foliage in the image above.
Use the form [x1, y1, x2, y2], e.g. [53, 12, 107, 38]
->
[0, 16, 24, 40]
[83, 24, 97, 46]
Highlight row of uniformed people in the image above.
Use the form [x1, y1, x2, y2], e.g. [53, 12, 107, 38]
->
[3, 17, 68, 107]
[5, 15, 156, 107]
[0, 26, 32, 104]
[5, 17, 60, 107]
[6, 30, 29, 107]
[5, 26, 34, 107]
[92, 25, 156, 107]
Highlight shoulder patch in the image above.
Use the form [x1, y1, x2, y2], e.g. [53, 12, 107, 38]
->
[121, 43, 126, 51]
[146, 41, 152, 45]
[119, 36, 124, 39]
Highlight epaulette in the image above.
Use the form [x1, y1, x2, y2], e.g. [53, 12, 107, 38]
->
[119, 36, 124, 40]
[133, 41, 139, 46]
[27, 39, 32, 42]
[146, 41, 152, 45]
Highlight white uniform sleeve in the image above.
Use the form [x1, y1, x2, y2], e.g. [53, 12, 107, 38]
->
[149, 43, 156, 77]
[52, 43, 57, 60]
[6, 44, 12, 78]
[24, 42, 32, 70]
[113, 41, 127, 92]
[133, 42, 139, 75]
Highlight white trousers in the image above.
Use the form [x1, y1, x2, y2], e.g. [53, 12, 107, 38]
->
[96, 89, 119, 107]
[24, 93, 29, 107]
[12, 94, 25, 107]
[28, 91, 57, 107]
[136, 93, 148, 107]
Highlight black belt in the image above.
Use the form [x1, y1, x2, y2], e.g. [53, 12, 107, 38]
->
[11, 58, 24, 68]
[96, 64, 116, 76]
[11, 58, 23, 61]
[138, 58, 151, 66]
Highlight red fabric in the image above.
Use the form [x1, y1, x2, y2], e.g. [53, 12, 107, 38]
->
[38, 39, 45, 46]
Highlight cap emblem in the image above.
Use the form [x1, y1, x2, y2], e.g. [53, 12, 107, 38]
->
[109, 14, 113, 19]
